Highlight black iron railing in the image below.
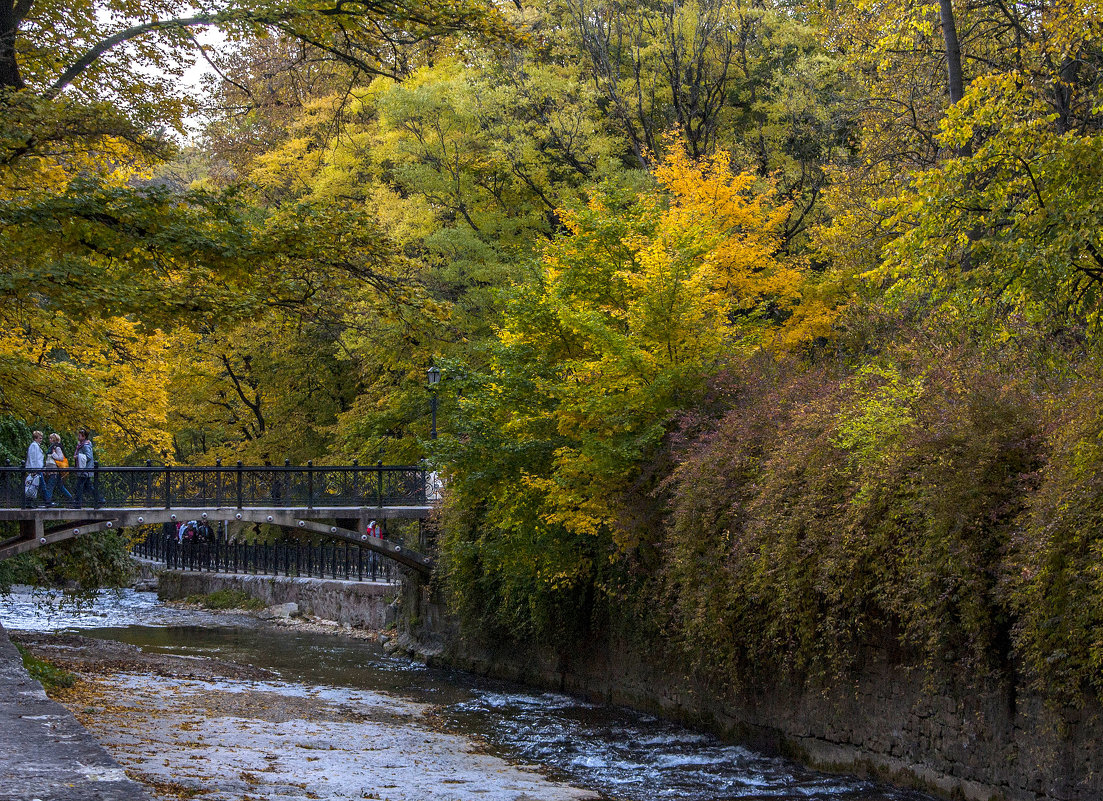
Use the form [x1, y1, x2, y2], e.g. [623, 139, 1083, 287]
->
[134, 533, 398, 583]
[0, 461, 429, 510]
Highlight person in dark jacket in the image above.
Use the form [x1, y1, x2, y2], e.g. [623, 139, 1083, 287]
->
[73, 428, 104, 509]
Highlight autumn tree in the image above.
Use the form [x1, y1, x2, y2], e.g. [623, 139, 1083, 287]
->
[558, 0, 851, 247]
[0, 0, 512, 458]
[815, 0, 1103, 339]
[193, 36, 628, 462]
[189, 0, 855, 464]
[438, 142, 831, 643]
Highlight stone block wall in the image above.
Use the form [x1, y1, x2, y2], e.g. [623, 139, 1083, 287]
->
[157, 571, 400, 629]
[399, 583, 1103, 801]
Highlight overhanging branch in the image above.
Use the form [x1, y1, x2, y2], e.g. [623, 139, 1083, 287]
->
[44, 1, 468, 98]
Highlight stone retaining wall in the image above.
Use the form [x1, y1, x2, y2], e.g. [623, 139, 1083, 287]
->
[156, 570, 400, 628]
[400, 583, 1102, 801]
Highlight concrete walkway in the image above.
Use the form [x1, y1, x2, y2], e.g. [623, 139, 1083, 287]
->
[0, 624, 149, 801]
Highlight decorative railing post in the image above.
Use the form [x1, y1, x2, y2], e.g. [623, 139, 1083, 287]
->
[215, 458, 222, 507]
[236, 461, 243, 509]
[145, 460, 153, 506]
[307, 460, 314, 509]
[377, 461, 384, 508]
[351, 459, 359, 504]
[164, 464, 172, 509]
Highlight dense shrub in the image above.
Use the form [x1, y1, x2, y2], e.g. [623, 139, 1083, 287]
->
[438, 484, 607, 648]
[1011, 374, 1103, 700]
[438, 301, 1103, 703]
[659, 355, 1042, 686]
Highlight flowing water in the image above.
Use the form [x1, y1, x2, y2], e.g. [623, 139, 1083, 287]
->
[1, 587, 936, 801]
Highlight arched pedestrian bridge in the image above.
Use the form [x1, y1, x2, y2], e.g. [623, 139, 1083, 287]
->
[0, 463, 437, 574]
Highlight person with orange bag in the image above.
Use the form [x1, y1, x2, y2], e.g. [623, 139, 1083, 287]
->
[43, 432, 73, 507]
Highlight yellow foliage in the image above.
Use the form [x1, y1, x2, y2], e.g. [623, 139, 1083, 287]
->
[0, 312, 173, 460]
[653, 144, 820, 338]
[489, 137, 834, 545]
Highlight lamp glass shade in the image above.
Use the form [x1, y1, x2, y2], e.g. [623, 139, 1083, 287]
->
[427, 366, 441, 385]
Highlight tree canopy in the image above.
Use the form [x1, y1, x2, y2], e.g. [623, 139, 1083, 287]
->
[7, 0, 1103, 707]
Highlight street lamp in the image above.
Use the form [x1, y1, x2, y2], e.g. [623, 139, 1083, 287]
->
[427, 366, 441, 439]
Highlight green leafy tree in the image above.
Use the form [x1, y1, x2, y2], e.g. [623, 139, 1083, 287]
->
[438, 143, 826, 643]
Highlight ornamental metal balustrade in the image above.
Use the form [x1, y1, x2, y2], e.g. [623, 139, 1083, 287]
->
[134, 533, 399, 584]
[0, 461, 430, 510]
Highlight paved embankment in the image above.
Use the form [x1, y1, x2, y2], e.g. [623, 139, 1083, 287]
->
[0, 624, 150, 801]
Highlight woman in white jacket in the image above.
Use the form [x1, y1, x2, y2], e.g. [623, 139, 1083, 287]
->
[23, 430, 44, 507]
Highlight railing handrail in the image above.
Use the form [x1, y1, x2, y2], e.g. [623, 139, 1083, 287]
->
[134, 533, 400, 584]
[0, 462, 433, 510]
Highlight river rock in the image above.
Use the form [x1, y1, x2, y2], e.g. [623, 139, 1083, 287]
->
[259, 602, 299, 620]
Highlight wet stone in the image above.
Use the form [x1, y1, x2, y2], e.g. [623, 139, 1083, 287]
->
[258, 601, 300, 620]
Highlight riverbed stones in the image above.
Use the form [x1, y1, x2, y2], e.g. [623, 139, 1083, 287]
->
[13, 632, 274, 681]
[259, 601, 299, 619]
[57, 670, 600, 801]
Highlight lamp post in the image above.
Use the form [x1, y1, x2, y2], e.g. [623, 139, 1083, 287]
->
[427, 365, 441, 439]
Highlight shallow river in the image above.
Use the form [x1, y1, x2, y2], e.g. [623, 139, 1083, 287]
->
[1, 588, 935, 801]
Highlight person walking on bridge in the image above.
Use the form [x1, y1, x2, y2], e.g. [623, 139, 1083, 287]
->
[23, 430, 44, 507]
[73, 428, 103, 509]
[43, 433, 73, 507]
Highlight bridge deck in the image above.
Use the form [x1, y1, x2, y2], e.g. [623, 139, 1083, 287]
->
[0, 464, 439, 573]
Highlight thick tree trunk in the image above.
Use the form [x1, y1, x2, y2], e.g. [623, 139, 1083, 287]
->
[0, 1, 26, 89]
[1054, 57, 1078, 133]
[938, 0, 964, 104]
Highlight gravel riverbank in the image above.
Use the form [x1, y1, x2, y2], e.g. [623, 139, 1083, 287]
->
[13, 631, 599, 801]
